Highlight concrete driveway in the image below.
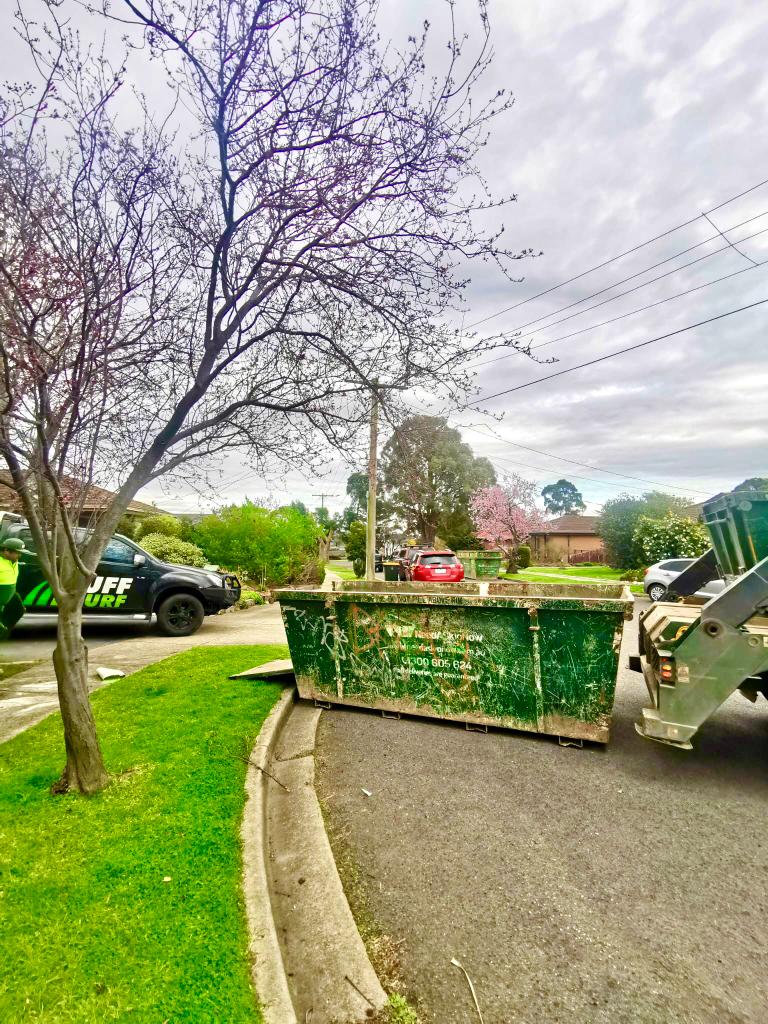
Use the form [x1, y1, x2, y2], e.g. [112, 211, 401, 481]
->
[2, 617, 153, 662]
[0, 602, 287, 743]
[316, 599, 768, 1023]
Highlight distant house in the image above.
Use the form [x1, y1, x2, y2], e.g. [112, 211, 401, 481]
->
[529, 514, 605, 564]
[0, 471, 169, 528]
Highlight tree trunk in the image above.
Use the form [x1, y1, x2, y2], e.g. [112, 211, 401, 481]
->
[51, 601, 109, 795]
[318, 533, 332, 563]
[505, 545, 519, 574]
[423, 519, 437, 547]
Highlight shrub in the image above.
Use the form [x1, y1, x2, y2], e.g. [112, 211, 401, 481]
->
[632, 513, 710, 566]
[297, 558, 323, 585]
[597, 492, 690, 568]
[344, 521, 367, 565]
[517, 544, 531, 569]
[237, 590, 265, 605]
[352, 557, 365, 578]
[140, 533, 207, 567]
[116, 515, 137, 539]
[135, 513, 183, 540]
[191, 502, 320, 586]
[620, 568, 645, 583]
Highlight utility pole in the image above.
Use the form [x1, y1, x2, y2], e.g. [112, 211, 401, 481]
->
[313, 493, 337, 515]
[365, 384, 378, 581]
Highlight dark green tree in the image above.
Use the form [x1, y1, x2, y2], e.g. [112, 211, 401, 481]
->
[541, 479, 586, 516]
[344, 521, 367, 577]
[380, 416, 495, 546]
[597, 491, 689, 568]
[438, 508, 482, 551]
[346, 473, 369, 517]
[735, 477, 768, 492]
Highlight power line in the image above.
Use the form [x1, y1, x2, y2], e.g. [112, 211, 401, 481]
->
[702, 210, 759, 267]
[465, 174, 768, 331]
[313, 492, 340, 511]
[472, 297, 768, 404]
[484, 448, 663, 495]
[473, 259, 766, 369]
[469, 221, 768, 376]
[459, 423, 709, 496]
[478, 215, 768, 347]
[508, 224, 768, 344]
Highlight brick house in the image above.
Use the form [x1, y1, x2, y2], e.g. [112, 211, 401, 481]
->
[528, 514, 605, 564]
[0, 471, 168, 528]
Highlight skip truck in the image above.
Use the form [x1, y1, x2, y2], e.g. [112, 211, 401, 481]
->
[630, 487, 768, 749]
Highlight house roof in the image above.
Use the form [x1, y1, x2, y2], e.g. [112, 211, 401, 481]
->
[0, 471, 169, 517]
[530, 514, 600, 535]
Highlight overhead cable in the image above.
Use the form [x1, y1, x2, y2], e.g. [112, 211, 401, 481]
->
[459, 423, 709, 496]
[473, 259, 766, 369]
[471, 298, 768, 404]
[465, 174, 768, 331]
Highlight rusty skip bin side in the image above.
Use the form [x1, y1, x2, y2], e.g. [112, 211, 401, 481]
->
[276, 580, 633, 743]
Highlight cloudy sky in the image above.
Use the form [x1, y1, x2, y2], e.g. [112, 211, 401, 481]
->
[6, 0, 768, 517]
[379, 0, 768, 518]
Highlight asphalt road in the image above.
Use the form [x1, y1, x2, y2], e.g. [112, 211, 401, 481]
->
[316, 599, 768, 1024]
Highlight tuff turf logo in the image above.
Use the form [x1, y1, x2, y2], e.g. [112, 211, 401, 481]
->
[23, 577, 134, 609]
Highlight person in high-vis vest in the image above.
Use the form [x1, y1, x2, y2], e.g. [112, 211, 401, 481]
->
[0, 537, 27, 640]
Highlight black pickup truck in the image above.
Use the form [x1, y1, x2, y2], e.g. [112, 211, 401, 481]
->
[0, 522, 240, 636]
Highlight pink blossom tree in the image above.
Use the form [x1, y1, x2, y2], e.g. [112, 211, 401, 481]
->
[470, 475, 550, 571]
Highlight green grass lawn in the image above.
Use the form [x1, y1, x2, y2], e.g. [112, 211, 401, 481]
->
[500, 565, 644, 594]
[518, 565, 622, 578]
[327, 565, 359, 580]
[0, 644, 288, 1024]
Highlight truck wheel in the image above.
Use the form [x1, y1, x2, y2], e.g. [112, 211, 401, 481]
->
[647, 583, 666, 602]
[156, 593, 205, 636]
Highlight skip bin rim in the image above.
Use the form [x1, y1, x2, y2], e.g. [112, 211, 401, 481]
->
[276, 579, 633, 615]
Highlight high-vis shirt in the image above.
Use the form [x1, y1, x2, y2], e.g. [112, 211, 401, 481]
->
[0, 556, 19, 586]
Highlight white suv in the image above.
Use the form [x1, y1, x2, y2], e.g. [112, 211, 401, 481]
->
[644, 558, 726, 602]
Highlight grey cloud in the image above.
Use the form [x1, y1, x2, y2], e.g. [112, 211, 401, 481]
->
[3, 0, 765, 511]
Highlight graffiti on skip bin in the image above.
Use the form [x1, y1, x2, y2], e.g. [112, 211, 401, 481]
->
[24, 576, 134, 609]
[283, 602, 487, 687]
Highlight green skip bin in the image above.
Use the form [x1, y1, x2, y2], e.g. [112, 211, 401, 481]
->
[456, 549, 504, 580]
[276, 580, 633, 743]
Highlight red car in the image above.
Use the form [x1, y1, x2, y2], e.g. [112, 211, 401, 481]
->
[408, 550, 465, 583]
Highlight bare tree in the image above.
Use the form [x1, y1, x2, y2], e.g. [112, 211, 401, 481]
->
[0, 0, 535, 793]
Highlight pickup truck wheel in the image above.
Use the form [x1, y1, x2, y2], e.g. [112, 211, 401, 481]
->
[156, 593, 205, 636]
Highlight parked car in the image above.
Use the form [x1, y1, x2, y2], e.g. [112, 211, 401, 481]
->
[374, 551, 384, 573]
[408, 550, 465, 583]
[1, 522, 240, 636]
[399, 547, 423, 581]
[644, 558, 726, 602]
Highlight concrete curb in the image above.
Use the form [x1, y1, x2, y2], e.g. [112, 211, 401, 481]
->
[241, 687, 298, 1024]
[269, 704, 388, 1022]
[242, 689, 389, 1023]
